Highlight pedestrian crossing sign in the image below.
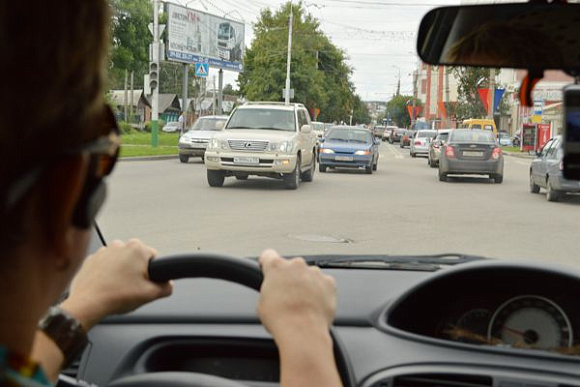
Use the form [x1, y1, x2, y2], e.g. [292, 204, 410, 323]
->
[195, 63, 209, 77]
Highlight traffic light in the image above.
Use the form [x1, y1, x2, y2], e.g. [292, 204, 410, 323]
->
[149, 62, 159, 91]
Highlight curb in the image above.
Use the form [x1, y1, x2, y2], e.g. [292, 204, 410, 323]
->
[504, 152, 534, 159]
[120, 155, 178, 162]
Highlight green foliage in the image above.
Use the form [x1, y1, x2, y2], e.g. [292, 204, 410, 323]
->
[109, 0, 152, 90]
[453, 67, 492, 121]
[118, 122, 135, 135]
[222, 84, 240, 96]
[238, 2, 363, 124]
[143, 119, 166, 133]
[383, 95, 416, 128]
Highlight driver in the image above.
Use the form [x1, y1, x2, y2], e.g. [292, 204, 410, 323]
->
[0, 2, 341, 386]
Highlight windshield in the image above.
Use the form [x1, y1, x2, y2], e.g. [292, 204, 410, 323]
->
[226, 109, 296, 131]
[98, 1, 579, 274]
[326, 128, 371, 144]
[191, 118, 227, 131]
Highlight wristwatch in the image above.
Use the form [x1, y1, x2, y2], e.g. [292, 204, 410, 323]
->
[39, 306, 89, 368]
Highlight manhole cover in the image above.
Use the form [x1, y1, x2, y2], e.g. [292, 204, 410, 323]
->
[287, 234, 353, 243]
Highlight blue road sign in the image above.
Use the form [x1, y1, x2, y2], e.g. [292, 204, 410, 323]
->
[195, 63, 209, 77]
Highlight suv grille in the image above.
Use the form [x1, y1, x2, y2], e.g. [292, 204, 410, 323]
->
[228, 140, 269, 152]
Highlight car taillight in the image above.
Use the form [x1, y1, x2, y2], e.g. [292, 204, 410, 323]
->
[414, 140, 422, 145]
[491, 147, 502, 160]
[445, 146, 455, 158]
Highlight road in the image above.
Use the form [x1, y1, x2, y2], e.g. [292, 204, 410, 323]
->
[97, 142, 580, 267]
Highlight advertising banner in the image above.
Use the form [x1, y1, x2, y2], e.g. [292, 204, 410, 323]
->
[167, 3, 244, 72]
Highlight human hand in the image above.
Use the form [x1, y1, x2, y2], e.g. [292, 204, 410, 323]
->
[61, 239, 173, 330]
[257, 249, 337, 343]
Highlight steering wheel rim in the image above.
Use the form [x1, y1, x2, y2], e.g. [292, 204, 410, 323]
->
[136, 253, 355, 387]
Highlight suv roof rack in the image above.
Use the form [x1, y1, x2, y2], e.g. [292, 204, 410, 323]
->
[243, 101, 305, 108]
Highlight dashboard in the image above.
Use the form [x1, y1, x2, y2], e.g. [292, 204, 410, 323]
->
[68, 236, 580, 387]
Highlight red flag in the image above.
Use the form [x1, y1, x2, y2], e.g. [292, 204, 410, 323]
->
[407, 106, 414, 121]
[438, 101, 447, 119]
[477, 88, 491, 112]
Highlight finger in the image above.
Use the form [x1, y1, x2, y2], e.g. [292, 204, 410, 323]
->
[309, 265, 322, 273]
[289, 257, 307, 267]
[259, 249, 283, 273]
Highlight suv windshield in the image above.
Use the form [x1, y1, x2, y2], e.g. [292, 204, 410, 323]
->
[191, 118, 226, 131]
[226, 109, 296, 131]
[450, 130, 495, 144]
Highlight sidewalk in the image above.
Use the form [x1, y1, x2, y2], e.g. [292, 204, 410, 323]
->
[503, 151, 534, 159]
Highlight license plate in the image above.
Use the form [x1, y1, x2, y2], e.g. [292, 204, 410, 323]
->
[463, 151, 483, 157]
[335, 156, 354, 161]
[192, 143, 207, 149]
[233, 157, 259, 165]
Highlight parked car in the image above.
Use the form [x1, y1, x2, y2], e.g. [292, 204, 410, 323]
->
[318, 126, 380, 174]
[204, 102, 317, 189]
[438, 129, 504, 183]
[410, 130, 437, 157]
[382, 125, 397, 142]
[400, 130, 416, 148]
[428, 129, 452, 168]
[388, 128, 406, 143]
[498, 132, 513, 147]
[530, 136, 580, 202]
[178, 115, 228, 163]
[161, 121, 180, 133]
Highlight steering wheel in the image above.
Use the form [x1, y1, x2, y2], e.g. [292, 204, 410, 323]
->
[107, 253, 355, 387]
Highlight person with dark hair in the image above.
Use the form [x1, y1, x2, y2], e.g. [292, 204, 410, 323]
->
[0, 2, 340, 386]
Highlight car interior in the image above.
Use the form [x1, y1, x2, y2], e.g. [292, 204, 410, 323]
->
[59, 2, 580, 387]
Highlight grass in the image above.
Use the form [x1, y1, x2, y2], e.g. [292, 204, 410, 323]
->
[501, 146, 523, 153]
[120, 145, 178, 158]
[121, 131, 179, 147]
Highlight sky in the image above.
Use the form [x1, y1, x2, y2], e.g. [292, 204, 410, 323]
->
[166, 0, 460, 102]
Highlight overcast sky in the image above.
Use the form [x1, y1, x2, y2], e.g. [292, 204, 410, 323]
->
[166, 0, 460, 102]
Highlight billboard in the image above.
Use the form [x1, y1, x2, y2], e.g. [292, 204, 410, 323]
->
[167, 3, 244, 72]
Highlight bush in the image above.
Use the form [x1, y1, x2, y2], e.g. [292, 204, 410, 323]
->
[144, 119, 166, 133]
[118, 122, 134, 135]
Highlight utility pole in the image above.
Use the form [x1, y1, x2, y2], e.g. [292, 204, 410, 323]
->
[212, 76, 216, 116]
[151, 0, 160, 147]
[217, 69, 223, 115]
[182, 64, 188, 134]
[130, 71, 134, 122]
[284, 5, 293, 105]
[412, 70, 418, 127]
[489, 68, 496, 123]
[124, 70, 128, 122]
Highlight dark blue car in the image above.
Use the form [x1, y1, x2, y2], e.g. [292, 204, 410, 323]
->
[318, 126, 380, 174]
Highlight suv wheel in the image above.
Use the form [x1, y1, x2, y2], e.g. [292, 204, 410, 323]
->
[179, 155, 189, 163]
[207, 170, 225, 187]
[301, 155, 315, 182]
[284, 156, 301, 190]
[529, 172, 540, 193]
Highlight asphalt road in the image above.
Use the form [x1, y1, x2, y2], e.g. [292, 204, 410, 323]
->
[97, 142, 580, 267]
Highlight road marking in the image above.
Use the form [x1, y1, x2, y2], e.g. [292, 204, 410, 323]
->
[384, 143, 404, 159]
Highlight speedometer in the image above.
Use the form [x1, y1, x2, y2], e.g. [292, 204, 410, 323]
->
[488, 295, 573, 349]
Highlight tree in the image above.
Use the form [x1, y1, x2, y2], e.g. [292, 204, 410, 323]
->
[453, 67, 493, 121]
[238, 2, 363, 124]
[384, 95, 416, 128]
[222, 84, 240, 96]
[109, 0, 152, 90]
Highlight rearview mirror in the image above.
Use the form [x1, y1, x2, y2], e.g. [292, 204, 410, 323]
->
[301, 125, 312, 134]
[417, 3, 580, 70]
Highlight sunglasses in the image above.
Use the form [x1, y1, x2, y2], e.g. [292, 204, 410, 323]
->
[4, 104, 121, 211]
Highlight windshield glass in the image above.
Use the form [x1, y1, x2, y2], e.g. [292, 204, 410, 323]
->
[226, 109, 296, 131]
[326, 128, 371, 143]
[191, 118, 226, 131]
[98, 0, 579, 273]
[450, 130, 495, 144]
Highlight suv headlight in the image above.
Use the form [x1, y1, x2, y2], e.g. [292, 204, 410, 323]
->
[179, 136, 190, 144]
[268, 141, 294, 154]
[208, 139, 228, 150]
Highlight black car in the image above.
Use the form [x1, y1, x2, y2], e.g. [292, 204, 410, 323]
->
[438, 129, 504, 183]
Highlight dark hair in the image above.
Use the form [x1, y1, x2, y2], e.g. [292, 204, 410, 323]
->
[0, 0, 111, 249]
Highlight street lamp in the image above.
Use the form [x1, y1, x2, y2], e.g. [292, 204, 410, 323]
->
[391, 65, 401, 96]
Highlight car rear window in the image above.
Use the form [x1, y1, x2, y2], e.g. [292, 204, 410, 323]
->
[226, 109, 296, 131]
[450, 130, 495, 144]
[437, 133, 449, 141]
[191, 118, 226, 131]
[417, 130, 436, 138]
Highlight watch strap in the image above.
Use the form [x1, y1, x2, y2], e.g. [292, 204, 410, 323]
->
[39, 306, 88, 368]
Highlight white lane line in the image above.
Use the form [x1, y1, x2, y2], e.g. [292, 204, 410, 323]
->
[384, 143, 404, 159]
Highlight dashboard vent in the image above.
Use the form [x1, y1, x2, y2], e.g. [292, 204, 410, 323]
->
[393, 373, 492, 387]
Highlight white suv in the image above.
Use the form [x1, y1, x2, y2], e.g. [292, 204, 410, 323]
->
[204, 102, 317, 189]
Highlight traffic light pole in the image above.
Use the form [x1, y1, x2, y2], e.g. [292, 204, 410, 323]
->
[151, 0, 160, 147]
